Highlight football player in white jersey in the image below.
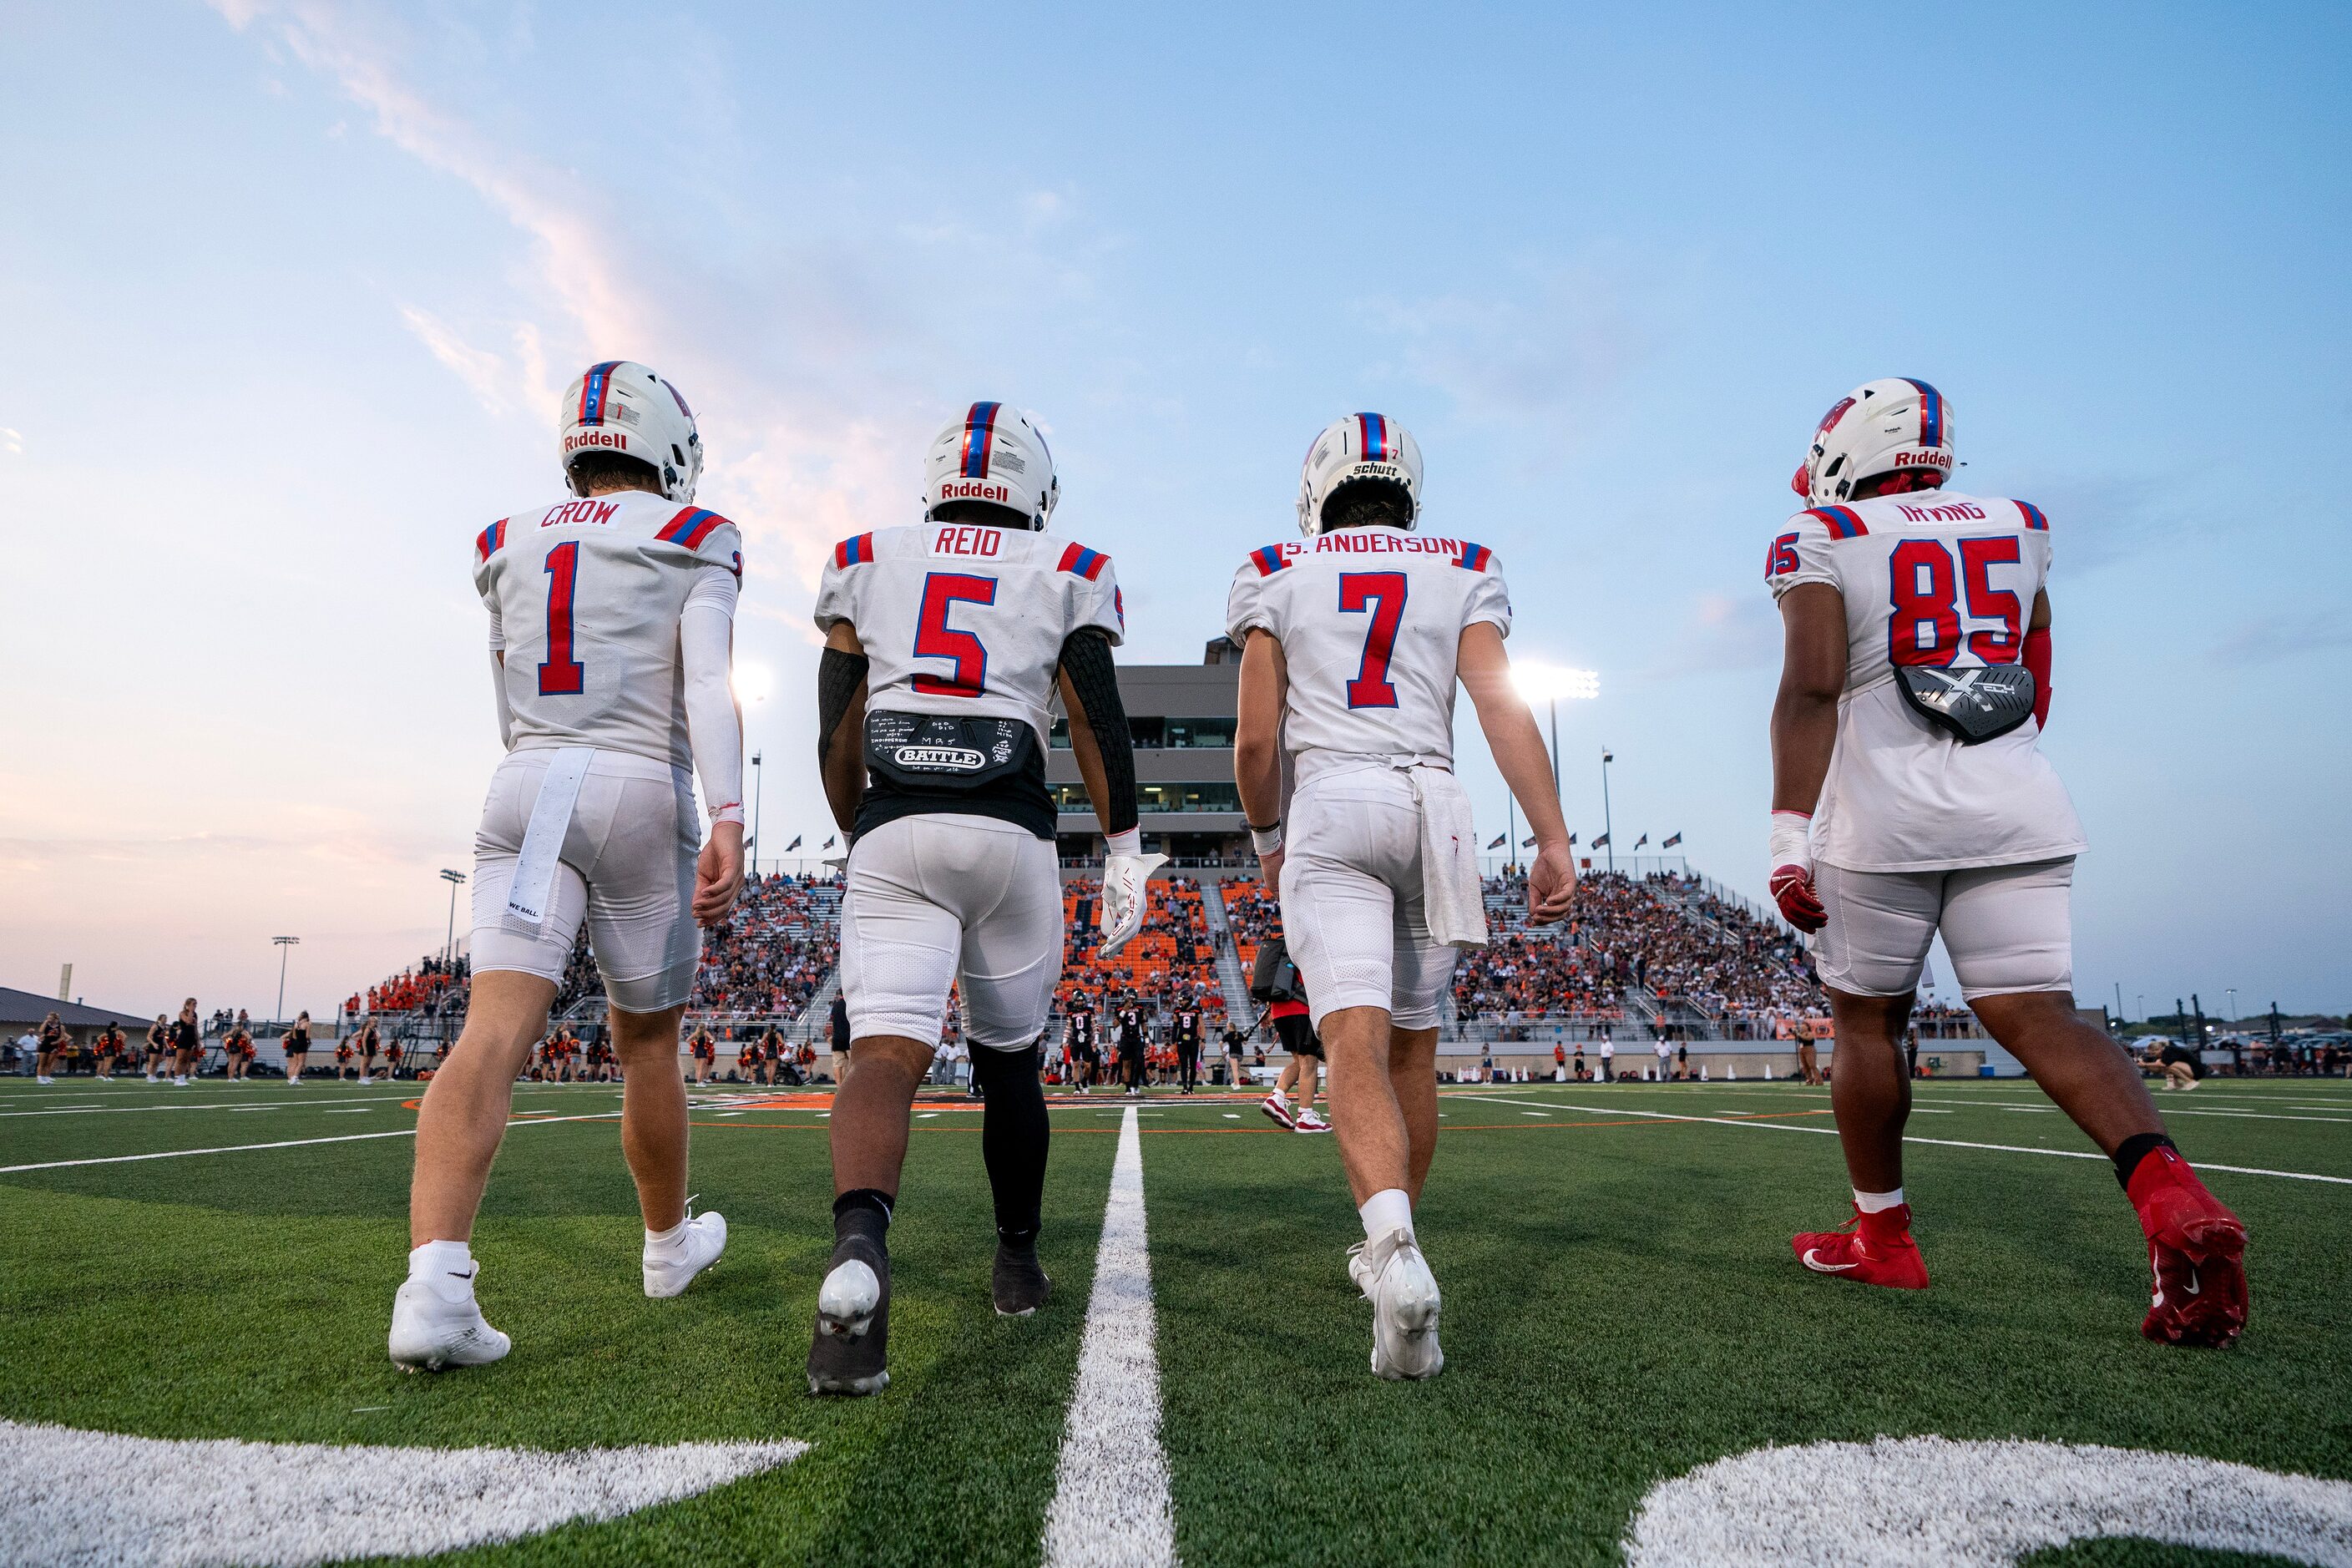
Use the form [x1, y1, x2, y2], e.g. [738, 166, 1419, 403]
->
[807, 402, 1154, 1395]
[391, 361, 743, 1372]
[1229, 413, 1573, 1380]
[1766, 378, 2247, 1348]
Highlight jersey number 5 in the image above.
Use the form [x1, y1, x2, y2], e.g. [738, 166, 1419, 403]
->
[539, 541, 586, 695]
[1339, 571, 1409, 709]
[913, 572, 997, 697]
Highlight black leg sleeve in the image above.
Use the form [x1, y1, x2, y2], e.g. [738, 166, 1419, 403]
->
[973, 1044, 1049, 1245]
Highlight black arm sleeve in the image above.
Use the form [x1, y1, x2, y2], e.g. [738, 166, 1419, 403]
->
[1058, 628, 1138, 837]
[817, 647, 869, 768]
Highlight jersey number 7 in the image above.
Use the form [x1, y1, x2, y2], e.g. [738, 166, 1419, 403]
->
[1339, 571, 1409, 709]
[913, 572, 997, 697]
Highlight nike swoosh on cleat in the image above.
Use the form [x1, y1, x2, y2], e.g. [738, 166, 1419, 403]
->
[1802, 1250, 1862, 1273]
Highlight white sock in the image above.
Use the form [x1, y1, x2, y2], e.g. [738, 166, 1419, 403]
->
[409, 1239, 474, 1281]
[645, 1216, 690, 1252]
[1358, 1187, 1414, 1243]
[1854, 1186, 1906, 1214]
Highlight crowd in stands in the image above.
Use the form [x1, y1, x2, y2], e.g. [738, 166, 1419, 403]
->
[688, 872, 841, 1017]
[346, 955, 471, 1024]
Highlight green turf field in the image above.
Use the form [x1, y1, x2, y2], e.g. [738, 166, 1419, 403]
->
[2, 1073, 2348, 1565]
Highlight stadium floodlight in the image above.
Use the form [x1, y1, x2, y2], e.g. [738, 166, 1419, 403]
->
[1511, 662, 1600, 704]
[439, 869, 467, 964]
[734, 661, 773, 706]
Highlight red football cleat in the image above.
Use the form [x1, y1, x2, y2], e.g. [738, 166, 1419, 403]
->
[2127, 1146, 2248, 1348]
[1792, 1203, 1930, 1290]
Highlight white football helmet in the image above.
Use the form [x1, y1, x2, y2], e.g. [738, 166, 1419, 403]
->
[922, 402, 1059, 529]
[1297, 412, 1423, 536]
[559, 361, 702, 503]
[1793, 378, 1954, 505]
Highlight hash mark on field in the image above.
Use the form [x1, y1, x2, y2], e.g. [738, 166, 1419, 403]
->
[1041, 1105, 1177, 1568]
[1521, 1111, 1551, 1118]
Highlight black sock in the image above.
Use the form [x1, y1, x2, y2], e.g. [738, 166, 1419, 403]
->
[974, 1044, 1049, 1247]
[2112, 1131, 2177, 1190]
[833, 1187, 893, 1248]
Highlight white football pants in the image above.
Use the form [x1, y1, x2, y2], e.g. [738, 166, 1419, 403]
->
[840, 813, 1063, 1052]
[1813, 857, 2076, 1001]
[469, 747, 701, 1013]
[1279, 766, 1458, 1031]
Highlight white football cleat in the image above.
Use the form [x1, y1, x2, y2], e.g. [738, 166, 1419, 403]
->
[1294, 1108, 1332, 1133]
[1363, 1227, 1444, 1381]
[389, 1264, 511, 1373]
[643, 1211, 727, 1299]
[1346, 1241, 1374, 1301]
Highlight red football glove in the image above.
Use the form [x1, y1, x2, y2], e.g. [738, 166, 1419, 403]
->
[1768, 810, 1825, 932]
[1770, 865, 1826, 932]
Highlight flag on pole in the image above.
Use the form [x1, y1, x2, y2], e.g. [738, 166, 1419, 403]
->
[1521, 835, 1536, 847]
[785, 834, 803, 852]
[1485, 833, 1507, 849]
[1591, 832, 1610, 848]
[1662, 832, 1682, 848]
[822, 835, 837, 850]
[1634, 833, 1649, 850]
[1567, 832, 1578, 846]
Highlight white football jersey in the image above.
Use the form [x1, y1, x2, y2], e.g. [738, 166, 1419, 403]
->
[1226, 530, 1510, 764]
[1765, 488, 2083, 873]
[812, 520, 1125, 741]
[473, 490, 742, 771]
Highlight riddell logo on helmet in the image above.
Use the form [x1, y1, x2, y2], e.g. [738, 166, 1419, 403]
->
[938, 480, 1012, 503]
[564, 431, 630, 453]
[1896, 449, 1955, 469]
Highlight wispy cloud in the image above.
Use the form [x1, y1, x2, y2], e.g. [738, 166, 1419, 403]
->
[2211, 615, 2352, 667]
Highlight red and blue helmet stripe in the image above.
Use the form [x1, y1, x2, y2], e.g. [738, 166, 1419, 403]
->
[1454, 541, 1493, 571]
[1056, 543, 1110, 581]
[1806, 505, 1869, 539]
[833, 532, 875, 569]
[1251, 544, 1289, 576]
[657, 506, 728, 549]
[577, 361, 625, 427]
[960, 401, 1003, 478]
[1902, 378, 1945, 448]
[2016, 500, 2048, 532]
[1356, 412, 1392, 463]
[475, 518, 508, 561]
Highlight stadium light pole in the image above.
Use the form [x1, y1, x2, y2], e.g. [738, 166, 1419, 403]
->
[272, 936, 300, 1025]
[2226, 988, 2237, 1023]
[751, 751, 764, 875]
[439, 868, 466, 964]
[1601, 748, 1616, 875]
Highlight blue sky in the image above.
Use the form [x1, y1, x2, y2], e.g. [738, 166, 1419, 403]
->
[2, 1, 2344, 1021]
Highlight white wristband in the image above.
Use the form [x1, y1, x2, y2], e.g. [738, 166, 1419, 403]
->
[1250, 823, 1283, 855]
[1105, 828, 1141, 858]
[1768, 810, 1813, 872]
[710, 803, 746, 827]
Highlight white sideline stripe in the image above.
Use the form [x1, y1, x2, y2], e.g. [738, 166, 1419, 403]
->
[1449, 1095, 2352, 1185]
[0, 1112, 620, 1175]
[1041, 1105, 1178, 1568]
[0, 1417, 803, 1567]
[1623, 1434, 2352, 1566]
[0, 1092, 589, 1120]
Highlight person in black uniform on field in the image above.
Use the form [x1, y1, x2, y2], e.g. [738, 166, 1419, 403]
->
[1065, 994, 1099, 1094]
[1171, 996, 1203, 1094]
[1115, 991, 1148, 1099]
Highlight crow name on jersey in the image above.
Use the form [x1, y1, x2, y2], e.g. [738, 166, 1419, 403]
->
[1765, 490, 2083, 873]
[1226, 533, 1510, 762]
[815, 520, 1123, 838]
[473, 490, 742, 772]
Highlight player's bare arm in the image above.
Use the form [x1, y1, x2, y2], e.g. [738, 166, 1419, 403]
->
[1232, 626, 1288, 888]
[1767, 581, 1845, 932]
[817, 619, 870, 837]
[1457, 620, 1574, 924]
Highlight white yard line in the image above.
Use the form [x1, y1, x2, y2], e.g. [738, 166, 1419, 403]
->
[1446, 1095, 2352, 1186]
[1041, 1105, 1178, 1568]
[0, 1092, 598, 1120]
[0, 1112, 620, 1175]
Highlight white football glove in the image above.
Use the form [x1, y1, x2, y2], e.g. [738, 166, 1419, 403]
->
[1098, 832, 1168, 959]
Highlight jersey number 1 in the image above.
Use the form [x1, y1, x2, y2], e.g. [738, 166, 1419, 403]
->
[539, 541, 586, 695]
[1339, 571, 1409, 709]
